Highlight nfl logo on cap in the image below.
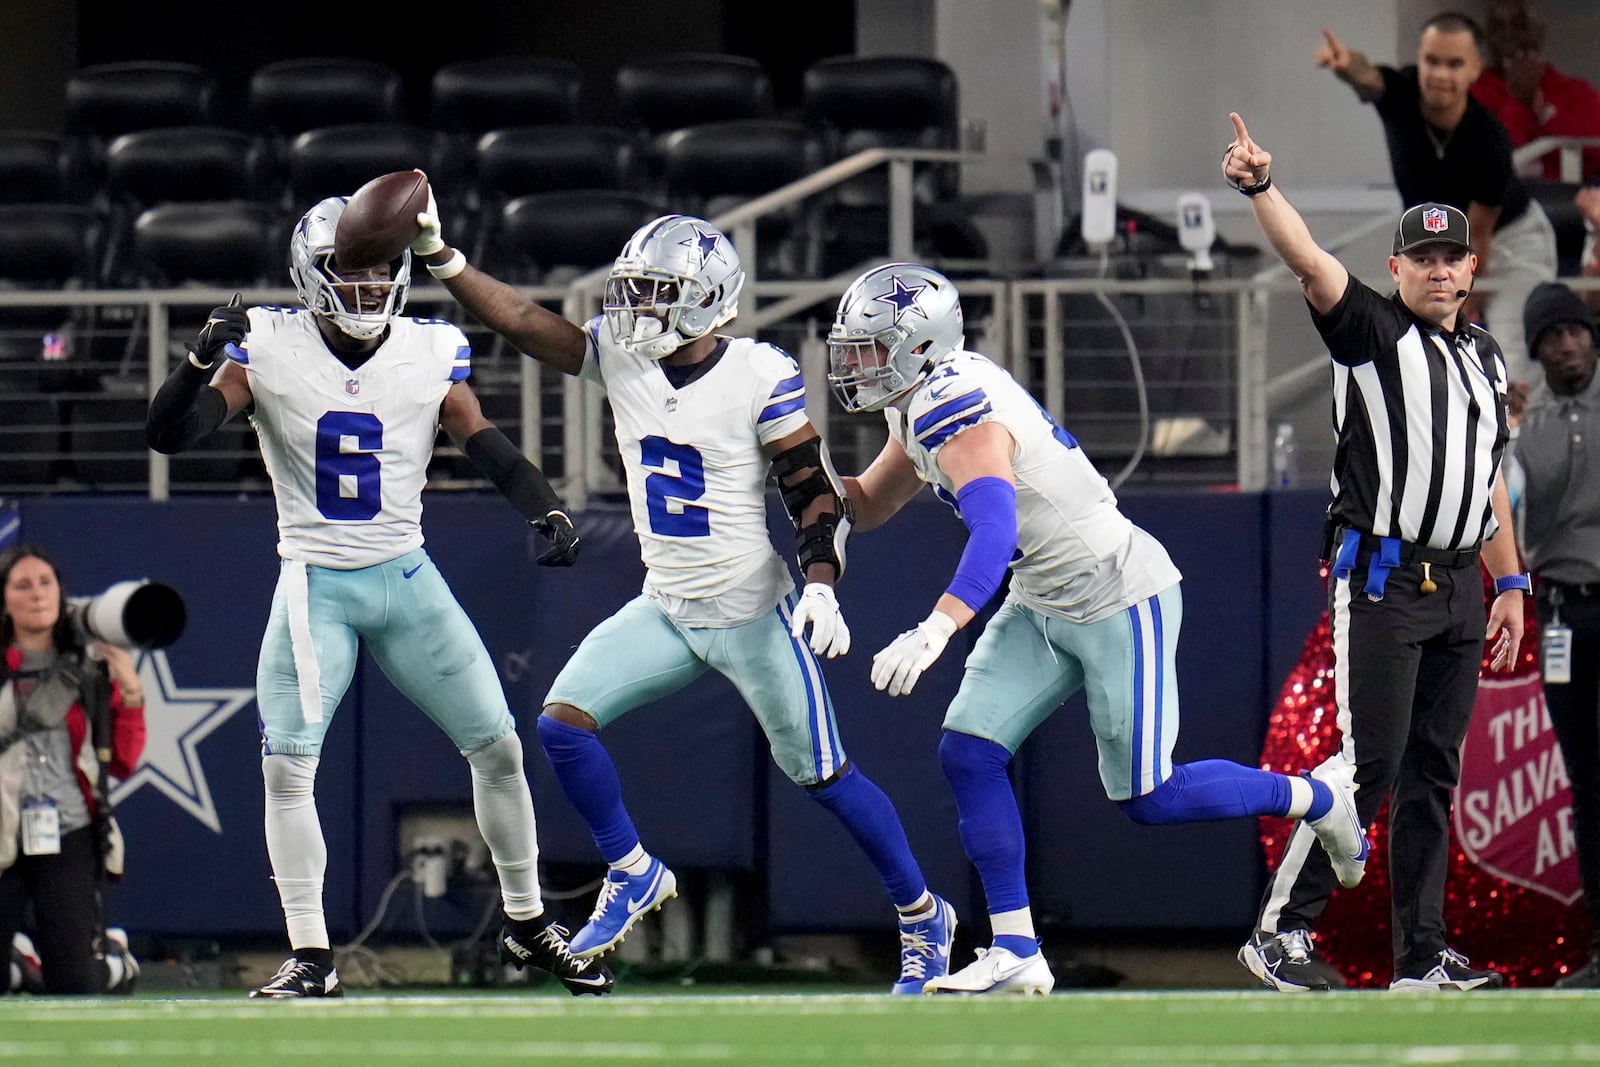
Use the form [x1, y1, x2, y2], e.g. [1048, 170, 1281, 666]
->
[1423, 207, 1447, 233]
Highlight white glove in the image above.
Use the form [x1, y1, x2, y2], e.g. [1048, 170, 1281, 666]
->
[789, 582, 851, 658]
[871, 611, 959, 697]
[411, 170, 445, 257]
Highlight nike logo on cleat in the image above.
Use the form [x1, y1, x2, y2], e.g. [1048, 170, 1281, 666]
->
[502, 936, 531, 961]
[402, 564, 424, 579]
[627, 868, 666, 914]
[566, 972, 609, 986]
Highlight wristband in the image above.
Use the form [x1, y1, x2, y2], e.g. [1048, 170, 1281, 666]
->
[426, 250, 467, 280]
[1238, 173, 1273, 198]
[1494, 573, 1531, 596]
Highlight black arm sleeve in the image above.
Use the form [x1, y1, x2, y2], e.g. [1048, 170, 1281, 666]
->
[463, 426, 563, 522]
[146, 359, 229, 454]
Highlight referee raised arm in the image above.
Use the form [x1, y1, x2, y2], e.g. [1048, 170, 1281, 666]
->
[1225, 112, 1526, 993]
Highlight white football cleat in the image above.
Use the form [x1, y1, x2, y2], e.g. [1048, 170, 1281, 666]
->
[1305, 755, 1369, 888]
[923, 945, 1054, 996]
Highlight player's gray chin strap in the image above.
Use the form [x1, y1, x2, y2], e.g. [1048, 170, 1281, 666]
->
[771, 437, 853, 579]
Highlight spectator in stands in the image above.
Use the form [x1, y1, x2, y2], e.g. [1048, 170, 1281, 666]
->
[1472, 0, 1600, 183]
[1317, 12, 1557, 384]
[1574, 186, 1600, 313]
[1512, 282, 1600, 988]
[0, 544, 142, 994]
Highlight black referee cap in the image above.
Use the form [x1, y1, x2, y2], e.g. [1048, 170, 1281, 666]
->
[1393, 203, 1472, 255]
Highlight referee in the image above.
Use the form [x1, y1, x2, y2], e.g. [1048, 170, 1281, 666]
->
[1223, 112, 1528, 993]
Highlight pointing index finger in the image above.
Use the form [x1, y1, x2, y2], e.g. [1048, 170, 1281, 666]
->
[1229, 112, 1250, 145]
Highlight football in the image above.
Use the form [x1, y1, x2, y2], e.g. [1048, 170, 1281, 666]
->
[334, 170, 431, 270]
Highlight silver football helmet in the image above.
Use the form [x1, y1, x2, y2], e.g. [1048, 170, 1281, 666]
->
[603, 214, 744, 360]
[827, 263, 965, 412]
[289, 196, 411, 341]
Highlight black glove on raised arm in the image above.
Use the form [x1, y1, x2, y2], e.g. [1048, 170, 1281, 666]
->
[529, 510, 580, 567]
[192, 293, 248, 368]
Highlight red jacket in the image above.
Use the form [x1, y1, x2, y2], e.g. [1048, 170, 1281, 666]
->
[5, 646, 146, 817]
[1473, 64, 1600, 181]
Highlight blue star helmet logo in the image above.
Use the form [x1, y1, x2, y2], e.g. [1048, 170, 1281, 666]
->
[679, 224, 726, 268]
[875, 274, 928, 325]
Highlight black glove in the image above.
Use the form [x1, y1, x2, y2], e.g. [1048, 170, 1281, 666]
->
[529, 509, 580, 567]
[192, 293, 248, 368]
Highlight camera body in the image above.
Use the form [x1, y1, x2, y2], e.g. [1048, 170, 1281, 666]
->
[66, 580, 186, 649]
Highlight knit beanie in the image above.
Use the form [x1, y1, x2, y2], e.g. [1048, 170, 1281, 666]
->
[1524, 281, 1596, 355]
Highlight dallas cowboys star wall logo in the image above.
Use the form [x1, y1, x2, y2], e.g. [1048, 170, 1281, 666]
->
[875, 275, 928, 325]
[678, 224, 726, 268]
[108, 651, 255, 834]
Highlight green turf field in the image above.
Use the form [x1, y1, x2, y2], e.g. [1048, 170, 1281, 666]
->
[4, 990, 1600, 1066]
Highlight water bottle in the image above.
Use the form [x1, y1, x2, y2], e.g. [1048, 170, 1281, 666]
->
[1271, 423, 1298, 489]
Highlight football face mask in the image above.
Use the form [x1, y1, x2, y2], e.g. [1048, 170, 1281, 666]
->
[603, 214, 744, 360]
[290, 197, 412, 341]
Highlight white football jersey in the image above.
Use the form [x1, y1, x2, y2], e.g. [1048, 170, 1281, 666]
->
[885, 350, 1181, 624]
[235, 307, 469, 569]
[579, 318, 809, 624]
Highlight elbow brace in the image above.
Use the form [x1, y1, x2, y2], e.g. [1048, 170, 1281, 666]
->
[463, 426, 563, 523]
[944, 476, 1018, 613]
[771, 436, 853, 580]
[146, 360, 229, 453]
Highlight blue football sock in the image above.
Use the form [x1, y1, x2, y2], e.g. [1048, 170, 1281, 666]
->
[939, 730, 1029, 914]
[1118, 759, 1304, 825]
[535, 715, 640, 864]
[808, 764, 927, 909]
[993, 934, 1039, 958]
[1304, 774, 1334, 820]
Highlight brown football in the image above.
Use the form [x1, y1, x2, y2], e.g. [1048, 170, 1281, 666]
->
[334, 170, 430, 270]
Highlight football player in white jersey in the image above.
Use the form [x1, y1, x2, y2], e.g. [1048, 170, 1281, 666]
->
[829, 263, 1369, 995]
[145, 196, 613, 999]
[412, 208, 956, 993]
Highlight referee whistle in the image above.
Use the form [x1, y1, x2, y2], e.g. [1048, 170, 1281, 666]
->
[1420, 562, 1437, 595]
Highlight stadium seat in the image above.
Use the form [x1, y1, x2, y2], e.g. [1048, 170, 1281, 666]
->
[614, 54, 774, 184]
[284, 123, 453, 218]
[467, 125, 633, 260]
[248, 57, 405, 138]
[430, 57, 582, 136]
[801, 55, 966, 272]
[0, 204, 101, 369]
[615, 53, 772, 135]
[487, 189, 663, 285]
[101, 127, 270, 286]
[122, 201, 282, 488]
[0, 396, 65, 489]
[0, 133, 69, 203]
[1525, 180, 1587, 277]
[656, 119, 823, 277]
[65, 62, 219, 139]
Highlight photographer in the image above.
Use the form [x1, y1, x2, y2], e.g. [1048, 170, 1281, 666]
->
[0, 544, 144, 994]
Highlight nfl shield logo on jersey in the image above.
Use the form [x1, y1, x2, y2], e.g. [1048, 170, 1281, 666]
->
[345, 378, 360, 396]
[1423, 207, 1448, 233]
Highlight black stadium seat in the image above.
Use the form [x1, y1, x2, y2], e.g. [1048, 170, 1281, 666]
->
[614, 54, 773, 135]
[488, 190, 663, 285]
[285, 124, 451, 217]
[0, 133, 69, 203]
[65, 62, 218, 139]
[430, 57, 582, 135]
[249, 57, 405, 138]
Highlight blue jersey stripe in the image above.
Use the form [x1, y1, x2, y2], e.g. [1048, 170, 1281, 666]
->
[913, 389, 986, 436]
[1129, 603, 1145, 792]
[918, 405, 992, 450]
[1150, 594, 1165, 784]
[758, 395, 807, 423]
[449, 364, 470, 381]
[769, 373, 804, 400]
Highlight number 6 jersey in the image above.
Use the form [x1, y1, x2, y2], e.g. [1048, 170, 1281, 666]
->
[235, 306, 471, 569]
[578, 317, 810, 626]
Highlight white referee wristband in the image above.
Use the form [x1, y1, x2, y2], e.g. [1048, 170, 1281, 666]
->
[425, 250, 467, 280]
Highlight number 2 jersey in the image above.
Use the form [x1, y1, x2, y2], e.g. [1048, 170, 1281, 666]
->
[233, 306, 470, 569]
[578, 318, 809, 626]
[884, 350, 1181, 625]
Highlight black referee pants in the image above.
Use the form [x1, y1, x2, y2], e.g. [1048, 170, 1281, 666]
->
[0, 825, 104, 994]
[1538, 581, 1600, 947]
[1258, 549, 1485, 973]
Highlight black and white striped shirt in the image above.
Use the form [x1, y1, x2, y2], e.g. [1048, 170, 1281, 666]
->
[1313, 278, 1510, 551]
